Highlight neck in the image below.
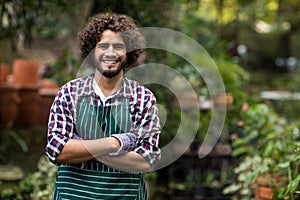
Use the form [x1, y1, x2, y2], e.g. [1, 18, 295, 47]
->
[94, 70, 123, 97]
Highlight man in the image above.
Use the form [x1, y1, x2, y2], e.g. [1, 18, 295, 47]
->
[45, 13, 161, 199]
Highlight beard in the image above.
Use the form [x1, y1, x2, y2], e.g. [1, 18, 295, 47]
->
[96, 64, 124, 78]
[94, 56, 126, 78]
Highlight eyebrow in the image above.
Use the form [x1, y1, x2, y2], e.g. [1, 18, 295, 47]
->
[97, 42, 125, 48]
[98, 42, 125, 45]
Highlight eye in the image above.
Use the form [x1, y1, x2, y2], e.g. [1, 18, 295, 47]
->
[98, 43, 109, 49]
[113, 43, 125, 50]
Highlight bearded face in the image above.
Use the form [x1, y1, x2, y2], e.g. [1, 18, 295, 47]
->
[94, 30, 127, 78]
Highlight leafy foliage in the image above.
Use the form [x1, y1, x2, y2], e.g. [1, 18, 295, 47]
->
[0, 156, 57, 200]
[225, 103, 300, 199]
[19, 156, 57, 200]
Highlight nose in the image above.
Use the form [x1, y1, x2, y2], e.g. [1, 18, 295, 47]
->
[102, 45, 118, 59]
[108, 45, 113, 52]
[104, 45, 118, 58]
[107, 45, 116, 54]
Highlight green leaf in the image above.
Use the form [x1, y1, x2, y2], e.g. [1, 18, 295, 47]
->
[263, 140, 274, 157]
[295, 174, 300, 181]
[280, 179, 299, 197]
[290, 154, 300, 162]
[232, 137, 251, 148]
[276, 161, 290, 169]
[232, 146, 248, 157]
[231, 129, 258, 148]
[244, 165, 269, 184]
[246, 129, 259, 141]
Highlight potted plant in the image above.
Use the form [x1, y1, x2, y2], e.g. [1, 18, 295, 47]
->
[223, 103, 300, 199]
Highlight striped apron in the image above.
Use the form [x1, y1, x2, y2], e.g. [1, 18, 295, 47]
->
[53, 97, 148, 200]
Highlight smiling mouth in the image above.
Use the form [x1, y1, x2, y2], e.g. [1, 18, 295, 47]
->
[100, 57, 121, 65]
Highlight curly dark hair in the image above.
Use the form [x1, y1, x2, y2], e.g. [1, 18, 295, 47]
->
[79, 13, 145, 69]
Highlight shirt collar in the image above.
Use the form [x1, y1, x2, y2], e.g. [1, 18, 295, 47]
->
[117, 76, 135, 99]
[85, 74, 134, 99]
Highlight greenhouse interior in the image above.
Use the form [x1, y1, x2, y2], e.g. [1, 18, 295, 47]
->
[1, 0, 300, 199]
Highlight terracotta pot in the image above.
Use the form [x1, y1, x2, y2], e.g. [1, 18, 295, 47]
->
[256, 173, 288, 188]
[255, 186, 273, 200]
[213, 93, 234, 107]
[255, 174, 288, 200]
[0, 63, 10, 84]
[13, 59, 40, 87]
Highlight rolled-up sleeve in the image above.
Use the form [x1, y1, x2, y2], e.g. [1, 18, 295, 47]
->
[45, 89, 74, 164]
[132, 89, 161, 168]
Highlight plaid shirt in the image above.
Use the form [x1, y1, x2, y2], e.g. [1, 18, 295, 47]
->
[45, 74, 161, 167]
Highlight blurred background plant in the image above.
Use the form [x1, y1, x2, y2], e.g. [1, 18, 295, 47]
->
[19, 156, 57, 200]
[224, 103, 300, 199]
[0, 155, 57, 200]
[43, 48, 81, 86]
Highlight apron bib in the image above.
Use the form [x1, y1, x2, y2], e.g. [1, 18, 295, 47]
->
[53, 97, 148, 200]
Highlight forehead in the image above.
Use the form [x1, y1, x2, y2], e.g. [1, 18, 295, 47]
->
[99, 30, 125, 43]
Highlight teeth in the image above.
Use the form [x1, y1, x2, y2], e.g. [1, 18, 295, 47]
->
[103, 60, 117, 64]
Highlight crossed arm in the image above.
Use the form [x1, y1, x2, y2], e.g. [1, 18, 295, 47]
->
[55, 137, 152, 172]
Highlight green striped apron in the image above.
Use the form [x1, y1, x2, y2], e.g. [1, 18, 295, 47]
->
[53, 97, 148, 200]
